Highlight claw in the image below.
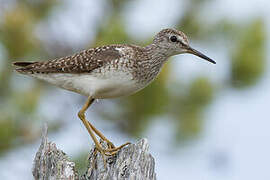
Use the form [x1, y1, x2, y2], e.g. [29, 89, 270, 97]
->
[107, 141, 116, 149]
[90, 141, 131, 169]
[96, 141, 131, 157]
[104, 142, 131, 153]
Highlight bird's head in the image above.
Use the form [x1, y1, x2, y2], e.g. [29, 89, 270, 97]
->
[153, 28, 216, 64]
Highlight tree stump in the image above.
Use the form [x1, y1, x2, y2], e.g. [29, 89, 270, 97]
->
[32, 125, 156, 180]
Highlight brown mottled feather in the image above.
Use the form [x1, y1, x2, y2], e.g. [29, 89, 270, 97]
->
[14, 45, 122, 74]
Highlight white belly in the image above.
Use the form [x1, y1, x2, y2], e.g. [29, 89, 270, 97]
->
[31, 71, 142, 99]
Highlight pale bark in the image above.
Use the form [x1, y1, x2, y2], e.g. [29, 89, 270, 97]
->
[32, 124, 156, 180]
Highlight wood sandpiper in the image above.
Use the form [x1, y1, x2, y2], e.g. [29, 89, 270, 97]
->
[13, 28, 215, 162]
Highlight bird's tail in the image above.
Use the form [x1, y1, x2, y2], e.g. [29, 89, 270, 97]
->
[13, 61, 37, 74]
[13, 61, 35, 67]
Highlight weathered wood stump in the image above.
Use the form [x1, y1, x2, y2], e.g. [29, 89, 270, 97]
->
[32, 125, 156, 180]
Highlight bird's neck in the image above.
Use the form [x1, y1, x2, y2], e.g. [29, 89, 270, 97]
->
[143, 43, 171, 66]
[144, 43, 171, 59]
[133, 44, 170, 85]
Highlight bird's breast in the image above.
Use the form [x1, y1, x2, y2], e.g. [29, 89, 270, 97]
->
[88, 71, 142, 99]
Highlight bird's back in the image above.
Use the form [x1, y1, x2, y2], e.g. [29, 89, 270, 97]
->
[13, 45, 128, 74]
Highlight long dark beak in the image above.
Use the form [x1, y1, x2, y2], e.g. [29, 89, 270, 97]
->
[187, 46, 216, 64]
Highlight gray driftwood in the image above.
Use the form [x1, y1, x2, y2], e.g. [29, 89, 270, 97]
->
[32, 125, 156, 180]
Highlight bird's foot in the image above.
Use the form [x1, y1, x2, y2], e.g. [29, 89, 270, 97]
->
[104, 142, 131, 155]
[103, 140, 131, 155]
[97, 141, 131, 156]
[105, 140, 116, 149]
[92, 141, 131, 169]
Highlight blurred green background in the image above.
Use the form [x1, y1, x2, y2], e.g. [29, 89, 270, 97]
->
[0, 0, 269, 179]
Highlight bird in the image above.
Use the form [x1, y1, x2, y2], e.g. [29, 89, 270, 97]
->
[13, 28, 215, 161]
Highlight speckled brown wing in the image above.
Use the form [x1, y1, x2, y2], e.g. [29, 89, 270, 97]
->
[13, 46, 122, 74]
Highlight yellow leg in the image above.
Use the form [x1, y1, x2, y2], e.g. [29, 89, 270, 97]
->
[78, 97, 130, 156]
[78, 97, 107, 165]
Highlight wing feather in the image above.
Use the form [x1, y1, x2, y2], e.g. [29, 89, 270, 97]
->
[14, 45, 122, 74]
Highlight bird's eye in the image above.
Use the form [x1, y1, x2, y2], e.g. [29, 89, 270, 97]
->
[170, 35, 177, 42]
